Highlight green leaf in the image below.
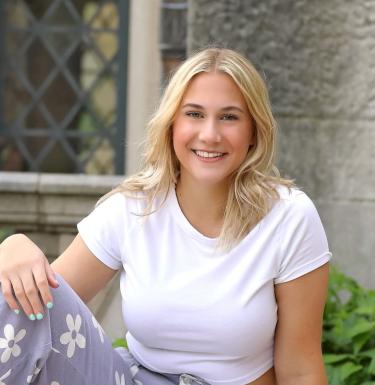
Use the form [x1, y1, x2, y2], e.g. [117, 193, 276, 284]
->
[356, 306, 375, 316]
[346, 321, 375, 338]
[354, 332, 371, 354]
[369, 355, 375, 375]
[324, 354, 353, 364]
[325, 365, 342, 385]
[360, 348, 375, 358]
[337, 362, 363, 381]
[112, 338, 128, 348]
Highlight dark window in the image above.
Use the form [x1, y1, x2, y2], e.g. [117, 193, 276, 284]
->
[0, 0, 129, 174]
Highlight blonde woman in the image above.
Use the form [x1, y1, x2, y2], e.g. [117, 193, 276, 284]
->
[0, 48, 331, 385]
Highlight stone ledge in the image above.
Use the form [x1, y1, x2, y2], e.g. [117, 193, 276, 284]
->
[0, 172, 124, 194]
[0, 172, 124, 231]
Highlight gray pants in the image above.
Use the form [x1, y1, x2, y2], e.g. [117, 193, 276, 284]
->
[0, 274, 209, 385]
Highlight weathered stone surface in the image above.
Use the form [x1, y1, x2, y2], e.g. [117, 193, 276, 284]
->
[0, 172, 38, 192]
[189, 0, 375, 119]
[0, 172, 123, 228]
[277, 118, 375, 201]
[0, 193, 38, 218]
[316, 201, 375, 288]
[39, 173, 123, 194]
[27, 232, 75, 261]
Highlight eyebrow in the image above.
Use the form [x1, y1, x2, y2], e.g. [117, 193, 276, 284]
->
[181, 103, 246, 114]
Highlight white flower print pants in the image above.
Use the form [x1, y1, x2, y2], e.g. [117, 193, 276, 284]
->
[0, 274, 209, 385]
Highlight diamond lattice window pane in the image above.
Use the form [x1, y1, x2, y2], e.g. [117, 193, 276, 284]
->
[0, 0, 127, 174]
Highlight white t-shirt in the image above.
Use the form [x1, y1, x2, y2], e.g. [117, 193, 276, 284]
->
[77, 186, 331, 385]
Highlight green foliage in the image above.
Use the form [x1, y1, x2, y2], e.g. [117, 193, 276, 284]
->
[0, 227, 14, 243]
[323, 267, 375, 384]
[112, 338, 128, 349]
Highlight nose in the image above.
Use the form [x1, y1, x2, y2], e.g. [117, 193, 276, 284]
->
[198, 118, 221, 143]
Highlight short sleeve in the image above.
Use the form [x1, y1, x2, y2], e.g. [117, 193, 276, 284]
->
[275, 191, 332, 284]
[77, 192, 126, 270]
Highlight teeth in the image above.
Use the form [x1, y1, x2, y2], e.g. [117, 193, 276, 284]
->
[194, 150, 224, 158]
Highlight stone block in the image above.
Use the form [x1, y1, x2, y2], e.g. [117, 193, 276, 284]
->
[0, 172, 38, 192]
[317, 201, 375, 289]
[277, 118, 375, 201]
[26, 232, 62, 260]
[0, 193, 39, 225]
[58, 234, 76, 255]
[39, 173, 123, 195]
[38, 195, 95, 226]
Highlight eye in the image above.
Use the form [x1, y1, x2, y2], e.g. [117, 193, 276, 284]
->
[185, 111, 203, 119]
[221, 114, 238, 121]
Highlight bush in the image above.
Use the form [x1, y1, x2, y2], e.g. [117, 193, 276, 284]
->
[323, 267, 375, 385]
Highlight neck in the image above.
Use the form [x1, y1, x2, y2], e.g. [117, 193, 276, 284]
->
[175, 177, 229, 238]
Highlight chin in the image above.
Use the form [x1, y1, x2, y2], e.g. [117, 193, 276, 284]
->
[192, 174, 232, 187]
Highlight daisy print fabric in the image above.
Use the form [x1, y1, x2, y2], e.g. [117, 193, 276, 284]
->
[59, 314, 86, 359]
[0, 369, 11, 385]
[0, 324, 26, 363]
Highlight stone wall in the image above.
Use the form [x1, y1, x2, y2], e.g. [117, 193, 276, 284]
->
[188, 0, 375, 287]
[0, 171, 125, 341]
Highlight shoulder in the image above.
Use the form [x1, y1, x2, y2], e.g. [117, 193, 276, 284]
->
[272, 185, 327, 246]
[274, 186, 331, 284]
[275, 185, 318, 220]
[276, 185, 311, 205]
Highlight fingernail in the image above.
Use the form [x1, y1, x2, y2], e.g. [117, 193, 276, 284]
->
[46, 302, 54, 309]
[29, 314, 36, 321]
[13, 309, 20, 315]
[36, 313, 43, 320]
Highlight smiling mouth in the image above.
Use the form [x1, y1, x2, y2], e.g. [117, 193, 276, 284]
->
[192, 150, 226, 159]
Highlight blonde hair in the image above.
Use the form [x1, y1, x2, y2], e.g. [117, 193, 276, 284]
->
[103, 47, 294, 249]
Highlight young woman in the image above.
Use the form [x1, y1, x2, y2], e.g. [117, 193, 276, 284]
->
[0, 48, 331, 385]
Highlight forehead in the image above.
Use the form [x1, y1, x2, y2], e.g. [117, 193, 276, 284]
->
[181, 71, 247, 106]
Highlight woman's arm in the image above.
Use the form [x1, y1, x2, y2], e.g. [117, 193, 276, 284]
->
[273, 263, 329, 385]
[0, 233, 118, 318]
[51, 234, 119, 303]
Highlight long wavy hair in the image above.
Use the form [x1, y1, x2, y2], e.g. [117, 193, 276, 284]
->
[102, 47, 294, 250]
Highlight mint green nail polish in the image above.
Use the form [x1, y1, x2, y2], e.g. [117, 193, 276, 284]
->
[46, 302, 53, 309]
[36, 313, 43, 320]
[29, 314, 36, 321]
[14, 309, 20, 315]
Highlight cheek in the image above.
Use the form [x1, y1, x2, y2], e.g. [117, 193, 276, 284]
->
[172, 123, 192, 150]
[172, 126, 187, 163]
[233, 128, 253, 151]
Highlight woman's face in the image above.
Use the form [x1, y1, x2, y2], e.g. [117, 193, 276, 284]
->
[172, 71, 255, 189]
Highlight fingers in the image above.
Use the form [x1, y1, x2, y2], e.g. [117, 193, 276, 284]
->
[1, 278, 21, 314]
[0, 234, 57, 320]
[32, 263, 55, 310]
[44, 259, 60, 289]
[8, 274, 36, 319]
[4, 269, 55, 321]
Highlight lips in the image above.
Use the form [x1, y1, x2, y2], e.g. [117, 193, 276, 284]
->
[193, 150, 226, 158]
